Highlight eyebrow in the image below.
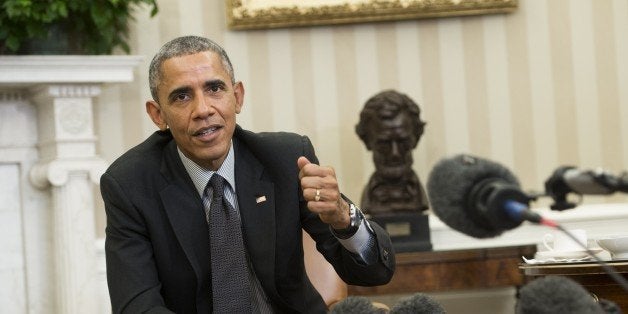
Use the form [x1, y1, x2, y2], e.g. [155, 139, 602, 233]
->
[167, 86, 192, 102]
[166, 79, 228, 102]
[204, 79, 227, 90]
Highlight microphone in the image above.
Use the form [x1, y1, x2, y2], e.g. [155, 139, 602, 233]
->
[426, 154, 547, 238]
[545, 166, 628, 210]
[516, 275, 606, 314]
[330, 296, 387, 314]
[390, 293, 445, 314]
[426, 155, 628, 294]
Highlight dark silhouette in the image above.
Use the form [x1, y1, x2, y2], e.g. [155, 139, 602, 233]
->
[356, 90, 429, 216]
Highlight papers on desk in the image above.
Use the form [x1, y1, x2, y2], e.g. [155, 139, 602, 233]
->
[522, 248, 608, 264]
[522, 255, 593, 264]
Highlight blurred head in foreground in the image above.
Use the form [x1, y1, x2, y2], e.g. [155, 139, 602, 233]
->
[390, 293, 445, 314]
[516, 276, 606, 314]
[330, 296, 389, 314]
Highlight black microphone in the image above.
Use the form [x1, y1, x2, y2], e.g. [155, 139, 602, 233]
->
[545, 166, 628, 210]
[426, 155, 628, 294]
[426, 154, 549, 238]
[390, 293, 445, 314]
[329, 296, 387, 314]
[516, 276, 606, 314]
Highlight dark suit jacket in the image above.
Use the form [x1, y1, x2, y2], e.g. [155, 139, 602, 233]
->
[101, 125, 395, 314]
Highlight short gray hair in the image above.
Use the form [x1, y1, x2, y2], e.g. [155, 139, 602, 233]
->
[148, 36, 235, 102]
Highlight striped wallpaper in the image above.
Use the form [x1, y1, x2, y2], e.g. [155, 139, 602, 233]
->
[97, 0, 628, 215]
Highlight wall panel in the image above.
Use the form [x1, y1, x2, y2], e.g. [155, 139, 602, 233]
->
[97, 0, 628, 226]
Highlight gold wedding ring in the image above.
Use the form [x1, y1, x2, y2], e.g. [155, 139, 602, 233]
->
[315, 189, 321, 202]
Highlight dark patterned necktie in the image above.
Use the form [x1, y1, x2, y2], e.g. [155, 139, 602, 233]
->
[204, 174, 252, 313]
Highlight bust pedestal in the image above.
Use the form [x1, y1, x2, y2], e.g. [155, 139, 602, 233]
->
[370, 212, 433, 253]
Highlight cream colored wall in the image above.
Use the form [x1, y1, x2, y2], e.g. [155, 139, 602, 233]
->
[95, 0, 628, 234]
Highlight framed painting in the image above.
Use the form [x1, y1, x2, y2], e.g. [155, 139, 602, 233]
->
[226, 0, 517, 30]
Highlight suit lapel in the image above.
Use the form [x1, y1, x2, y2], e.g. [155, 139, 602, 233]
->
[160, 141, 211, 283]
[157, 133, 278, 299]
[233, 138, 278, 295]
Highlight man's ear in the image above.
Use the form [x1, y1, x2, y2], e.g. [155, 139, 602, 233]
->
[234, 81, 245, 114]
[146, 100, 168, 130]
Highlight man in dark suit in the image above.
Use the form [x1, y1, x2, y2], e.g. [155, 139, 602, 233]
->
[101, 35, 395, 313]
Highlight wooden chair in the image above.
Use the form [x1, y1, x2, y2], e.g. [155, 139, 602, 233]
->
[302, 232, 348, 309]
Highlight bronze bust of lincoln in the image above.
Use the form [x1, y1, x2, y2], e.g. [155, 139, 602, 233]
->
[356, 90, 429, 216]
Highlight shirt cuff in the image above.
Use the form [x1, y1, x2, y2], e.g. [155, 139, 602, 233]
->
[331, 221, 378, 264]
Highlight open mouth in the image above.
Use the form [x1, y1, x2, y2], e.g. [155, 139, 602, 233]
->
[194, 125, 222, 138]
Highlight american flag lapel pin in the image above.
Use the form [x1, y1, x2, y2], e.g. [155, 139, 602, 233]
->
[256, 195, 267, 204]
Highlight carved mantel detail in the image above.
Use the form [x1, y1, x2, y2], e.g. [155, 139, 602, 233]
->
[0, 55, 141, 314]
[30, 158, 108, 189]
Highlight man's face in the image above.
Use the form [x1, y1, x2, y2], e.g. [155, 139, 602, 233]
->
[147, 51, 243, 170]
[370, 113, 416, 179]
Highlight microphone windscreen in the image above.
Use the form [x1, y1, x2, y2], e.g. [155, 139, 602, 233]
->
[390, 293, 445, 314]
[426, 154, 520, 238]
[330, 296, 387, 314]
[516, 276, 605, 314]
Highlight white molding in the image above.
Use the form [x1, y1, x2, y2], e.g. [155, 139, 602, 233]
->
[0, 56, 143, 85]
[0, 56, 141, 313]
[30, 158, 108, 188]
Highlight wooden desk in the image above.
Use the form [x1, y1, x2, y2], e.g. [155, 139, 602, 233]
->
[349, 245, 536, 295]
[520, 261, 628, 311]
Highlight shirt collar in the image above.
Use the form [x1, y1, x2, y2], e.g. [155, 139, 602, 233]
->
[177, 141, 236, 197]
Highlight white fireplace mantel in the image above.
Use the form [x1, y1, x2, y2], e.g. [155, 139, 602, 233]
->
[0, 55, 142, 314]
[0, 55, 143, 85]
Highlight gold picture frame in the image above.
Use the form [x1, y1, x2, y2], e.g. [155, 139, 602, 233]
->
[226, 0, 518, 30]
